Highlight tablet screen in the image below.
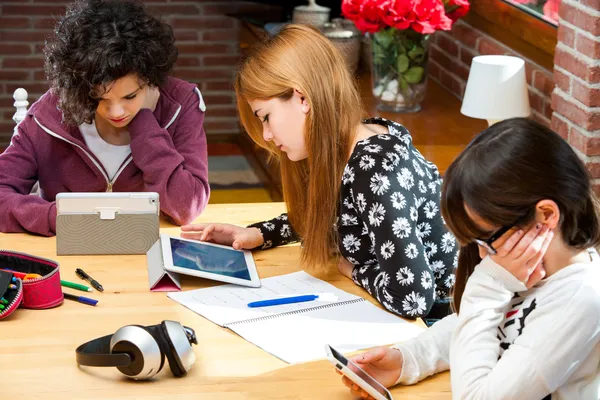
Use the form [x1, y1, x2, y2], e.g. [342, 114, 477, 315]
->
[169, 238, 251, 281]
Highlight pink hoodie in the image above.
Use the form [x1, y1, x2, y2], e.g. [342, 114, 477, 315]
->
[0, 77, 210, 236]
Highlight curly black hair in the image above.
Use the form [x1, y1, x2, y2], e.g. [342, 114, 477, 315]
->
[44, 0, 178, 125]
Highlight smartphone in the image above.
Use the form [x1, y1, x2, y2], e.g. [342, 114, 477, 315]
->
[325, 344, 394, 400]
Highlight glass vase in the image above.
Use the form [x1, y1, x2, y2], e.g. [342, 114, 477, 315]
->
[370, 28, 430, 113]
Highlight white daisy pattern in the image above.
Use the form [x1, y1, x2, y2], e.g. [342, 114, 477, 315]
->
[250, 118, 457, 320]
[355, 192, 367, 213]
[342, 165, 355, 184]
[343, 197, 354, 210]
[368, 202, 386, 227]
[445, 273, 456, 288]
[370, 173, 391, 195]
[280, 224, 292, 238]
[380, 241, 395, 259]
[364, 144, 383, 153]
[405, 243, 418, 259]
[423, 200, 439, 219]
[430, 260, 447, 280]
[412, 159, 425, 177]
[341, 213, 358, 226]
[441, 232, 456, 253]
[397, 167, 415, 190]
[262, 222, 275, 231]
[390, 192, 406, 210]
[416, 222, 432, 240]
[359, 155, 376, 170]
[421, 270, 433, 290]
[402, 291, 427, 316]
[392, 217, 411, 238]
[409, 206, 418, 221]
[424, 241, 437, 258]
[342, 234, 361, 253]
[396, 267, 414, 286]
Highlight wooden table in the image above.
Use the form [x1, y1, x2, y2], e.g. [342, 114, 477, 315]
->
[1, 203, 450, 399]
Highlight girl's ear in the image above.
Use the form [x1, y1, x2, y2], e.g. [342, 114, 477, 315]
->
[294, 88, 310, 114]
[535, 199, 560, 229]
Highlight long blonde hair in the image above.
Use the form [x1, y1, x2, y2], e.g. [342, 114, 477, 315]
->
[235, 24, 366, 268]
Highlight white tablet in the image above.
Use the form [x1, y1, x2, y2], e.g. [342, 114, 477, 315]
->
[325, 345, 394, 400]
[56, 192, 159, 218]
[160, 234, 261, 288]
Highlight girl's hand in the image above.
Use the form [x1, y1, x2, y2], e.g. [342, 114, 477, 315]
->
[490, 223, 554, 289]
[337, 347, 403, 399]
[141, 85, 160, 112]
[338, 257, 354, 279]
[181, 223, 264, 250]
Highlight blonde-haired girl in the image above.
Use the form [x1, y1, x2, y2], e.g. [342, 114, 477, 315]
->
[182, 24, 457, 321]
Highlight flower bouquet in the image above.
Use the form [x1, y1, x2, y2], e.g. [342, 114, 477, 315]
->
[342, 0, 470, 112]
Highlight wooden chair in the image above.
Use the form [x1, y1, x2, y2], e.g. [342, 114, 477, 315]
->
[13, 88, 28, 130]
[12, 88, 39, 195]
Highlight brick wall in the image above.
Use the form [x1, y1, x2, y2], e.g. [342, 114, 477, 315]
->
[550, 0, 600, 193]
[428, 19, 554, 127]
[0, 0, 275, 148]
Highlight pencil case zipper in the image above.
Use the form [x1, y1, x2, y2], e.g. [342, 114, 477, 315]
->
[0, 276, 23, 320]
[0, 250, 63, 309]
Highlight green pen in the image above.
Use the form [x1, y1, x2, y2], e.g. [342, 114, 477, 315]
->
[61, 280, 92, 292]
[0, 298, 7, 304]
[0, 304, 5, 310]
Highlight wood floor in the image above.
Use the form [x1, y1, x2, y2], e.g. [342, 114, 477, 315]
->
[237, 78, 489, 202]
[360, 78, 488, 175]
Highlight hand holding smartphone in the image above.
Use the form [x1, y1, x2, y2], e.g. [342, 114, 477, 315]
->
[325, 345, 394, 400]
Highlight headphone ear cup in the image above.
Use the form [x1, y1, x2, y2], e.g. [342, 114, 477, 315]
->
[162, 321, 196, 377]
[110, 326, 165, 380]
[146, 322, 187, 377]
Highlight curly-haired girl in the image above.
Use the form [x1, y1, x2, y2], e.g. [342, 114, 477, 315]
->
[0, 0, 210, 236]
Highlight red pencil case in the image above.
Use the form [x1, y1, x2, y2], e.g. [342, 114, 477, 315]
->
[0, 251, 63, 320]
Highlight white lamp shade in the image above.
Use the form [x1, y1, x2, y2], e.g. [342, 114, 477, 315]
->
[461, 55, 531, 123]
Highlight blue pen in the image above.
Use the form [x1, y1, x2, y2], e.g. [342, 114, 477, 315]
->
[247, 294, 319, 308]
[63, 292, 98, 306]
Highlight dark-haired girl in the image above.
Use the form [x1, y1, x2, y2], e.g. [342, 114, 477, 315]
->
[0, 0, 209, 236]
[340, 118, 600, 400]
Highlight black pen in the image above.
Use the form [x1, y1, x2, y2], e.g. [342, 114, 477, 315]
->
[75, 268, 104, 292]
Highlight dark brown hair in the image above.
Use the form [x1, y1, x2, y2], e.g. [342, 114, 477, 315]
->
[441, 118, 600, 313]
[44, 0, 177, 125]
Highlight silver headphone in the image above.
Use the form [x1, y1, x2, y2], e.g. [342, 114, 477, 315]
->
[76, 320, 197, 380]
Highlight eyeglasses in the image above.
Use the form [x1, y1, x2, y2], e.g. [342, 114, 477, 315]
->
[473, 215, 528, 255]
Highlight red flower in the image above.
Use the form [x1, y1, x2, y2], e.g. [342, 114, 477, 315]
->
[341, 0, 469, 33]
[379, 0, 416, 30]
[355, 0, 387, 33]
[341, 0, 362, 22]
[543, 0, 560, 23]
[446, 0, 470, 21]
[411, 0, 452, 34]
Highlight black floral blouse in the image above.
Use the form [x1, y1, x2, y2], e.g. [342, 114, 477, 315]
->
[248, 118, 458, 320]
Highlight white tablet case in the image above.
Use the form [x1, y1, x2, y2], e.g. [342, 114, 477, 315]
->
[146, 239, 181, 292]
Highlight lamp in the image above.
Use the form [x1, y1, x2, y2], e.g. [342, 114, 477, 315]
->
[460, 55, 531, 126]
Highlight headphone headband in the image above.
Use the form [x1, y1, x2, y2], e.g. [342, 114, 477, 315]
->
[76, 333, 132, 367]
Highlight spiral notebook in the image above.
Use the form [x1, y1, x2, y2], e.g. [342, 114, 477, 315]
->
[168, 271, 424, 363]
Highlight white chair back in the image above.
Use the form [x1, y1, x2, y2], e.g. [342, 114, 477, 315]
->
[13, 88, 29, 133]
[11, 88, 39, 196]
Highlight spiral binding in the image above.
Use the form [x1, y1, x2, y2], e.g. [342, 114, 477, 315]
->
[224, 298, 365, 328]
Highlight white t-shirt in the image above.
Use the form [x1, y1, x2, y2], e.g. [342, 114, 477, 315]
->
[393, 250, 600, 400]
[80, 121, 131, 180]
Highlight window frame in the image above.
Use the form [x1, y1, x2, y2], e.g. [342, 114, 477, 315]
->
[464, 0, 558, 70]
